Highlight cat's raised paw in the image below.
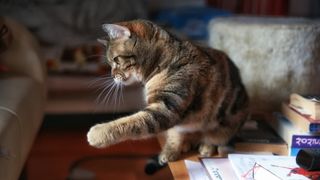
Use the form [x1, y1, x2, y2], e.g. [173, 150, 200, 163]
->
[87, 124, 116, 148]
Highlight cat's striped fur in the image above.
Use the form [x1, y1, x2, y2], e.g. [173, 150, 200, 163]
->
[87, 19, 249, 164]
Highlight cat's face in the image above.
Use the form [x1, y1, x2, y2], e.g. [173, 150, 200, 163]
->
[99, 23, 143, 86]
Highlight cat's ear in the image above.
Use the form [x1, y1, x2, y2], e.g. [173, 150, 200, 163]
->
[97, 38, 108, 46]
[102, 24, 131, 40]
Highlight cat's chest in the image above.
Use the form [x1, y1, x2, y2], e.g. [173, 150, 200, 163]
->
[144, 70, 168, 101]
[174, 123, 202, 133]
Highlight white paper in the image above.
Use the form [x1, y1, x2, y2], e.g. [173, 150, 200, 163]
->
[184, 160, 210, 180]
[201, 158, 238, 180]
[253, 165, 282, 180]
[228, 154, 309, 180]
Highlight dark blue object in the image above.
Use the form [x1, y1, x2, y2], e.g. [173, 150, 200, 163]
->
[154, 6, 231, 40]
[144, 155, 167, 175]
[291, 135, 320, 148]
[310, 123, 320, 133]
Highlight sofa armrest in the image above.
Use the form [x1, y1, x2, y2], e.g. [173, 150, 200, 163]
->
[0, 109, 21, 180]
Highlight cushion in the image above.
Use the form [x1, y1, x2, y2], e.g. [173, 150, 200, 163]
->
[209, 16, 320, 112]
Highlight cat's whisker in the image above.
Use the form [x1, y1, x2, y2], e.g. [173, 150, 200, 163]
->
[91, 78, 115, 97]
[88, 75, 113, 88]
[96, 79, 116, 106]
[96, 78, 114, 93]
[94, 76, 125, 111]
[113, 84, 118, 110]
[93, 75, 113, 82]
[98, 81, 115, 98]
[96, 85, 108, 105]
[120, 84, 124, 105]
[114, 83, 121, 111]
[103, 81, 117, 106]
[118, 83, 124, 106]
[94, 82, 112, 94]
[98, 79, 115, 91]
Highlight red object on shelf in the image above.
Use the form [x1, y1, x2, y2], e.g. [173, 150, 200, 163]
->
[273, 0, 289, 16]
[206, 0, 289, 16]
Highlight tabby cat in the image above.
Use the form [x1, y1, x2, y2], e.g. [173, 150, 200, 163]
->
[87, 19, 249, 164]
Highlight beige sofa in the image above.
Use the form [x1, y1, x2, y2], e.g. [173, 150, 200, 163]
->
[0, 17, 46, 180]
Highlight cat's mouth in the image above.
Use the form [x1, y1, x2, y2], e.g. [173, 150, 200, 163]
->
[113, 73, 127, 83]
[112, 70, 140, 86]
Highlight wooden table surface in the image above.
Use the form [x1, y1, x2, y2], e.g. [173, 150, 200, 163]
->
[167, 152, 199, 180]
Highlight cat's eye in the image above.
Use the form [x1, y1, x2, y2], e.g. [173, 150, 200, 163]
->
[118, 55, 134, 60]
[113, 56, 120, 65]
[123, 62, 136, 70]
[113, 55, 135, 64]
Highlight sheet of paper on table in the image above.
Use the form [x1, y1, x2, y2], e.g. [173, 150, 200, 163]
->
[184, 160, 210, 180]
[184, 158, 238, 180]
[200, 158, 238, 180]
[228, 154, 309, 180]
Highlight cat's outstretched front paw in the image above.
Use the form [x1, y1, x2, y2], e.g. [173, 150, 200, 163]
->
[87, 123, 117, 148]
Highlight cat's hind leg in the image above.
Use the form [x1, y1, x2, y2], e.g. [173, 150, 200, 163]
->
[159, 128, 204, 164]
[201, 110, 249, 156]
[199, 143, 217, 157]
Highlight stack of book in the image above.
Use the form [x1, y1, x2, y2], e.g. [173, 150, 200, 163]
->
[231, 117, 288, 155]
[267, 93, 320, 156]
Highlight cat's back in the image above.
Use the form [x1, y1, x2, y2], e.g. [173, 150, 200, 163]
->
[195, 45, 230, 67]
[184, 44, 238, 86]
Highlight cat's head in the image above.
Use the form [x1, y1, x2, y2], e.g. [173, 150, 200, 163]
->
[98, 20, 166, 85]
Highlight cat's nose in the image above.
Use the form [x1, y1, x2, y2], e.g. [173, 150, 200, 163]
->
[114, 74, 123, 80]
